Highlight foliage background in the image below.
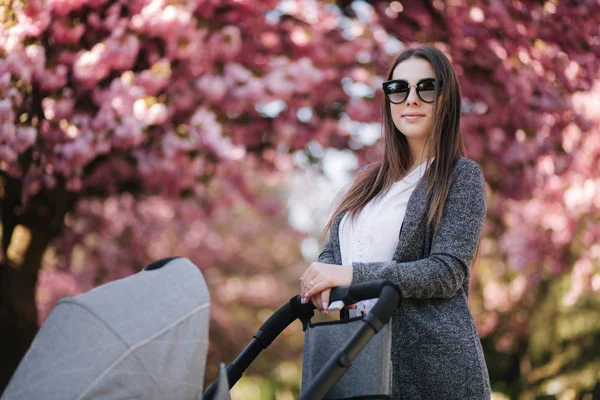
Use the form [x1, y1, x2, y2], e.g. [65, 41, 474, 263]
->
[1, 0, 599, 399]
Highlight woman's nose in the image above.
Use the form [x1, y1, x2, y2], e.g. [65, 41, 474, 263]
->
[406, 88, 420, 105]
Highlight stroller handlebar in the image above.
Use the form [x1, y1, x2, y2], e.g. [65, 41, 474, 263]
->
[288, 279, 402, 335]
[329, 280, 402, 308]
[249, 280, 403, 353]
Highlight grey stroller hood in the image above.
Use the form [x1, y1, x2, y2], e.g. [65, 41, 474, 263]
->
[2, 257, 215, 400]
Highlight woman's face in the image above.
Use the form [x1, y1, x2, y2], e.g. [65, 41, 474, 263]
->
[389, 57, 437, 144]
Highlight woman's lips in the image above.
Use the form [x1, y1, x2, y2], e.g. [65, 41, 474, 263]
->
[402, 114, 425, 121]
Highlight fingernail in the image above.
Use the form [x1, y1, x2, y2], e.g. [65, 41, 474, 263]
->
[321, 310, 328, 316]
[322, 302, 327, 310]
[301, 297, 306, 304]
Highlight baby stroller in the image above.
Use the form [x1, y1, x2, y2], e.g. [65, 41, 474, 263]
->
[2, 257, 401, 400]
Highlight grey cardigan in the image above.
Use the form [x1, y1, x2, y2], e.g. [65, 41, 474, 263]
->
[318, 157, 491, 399]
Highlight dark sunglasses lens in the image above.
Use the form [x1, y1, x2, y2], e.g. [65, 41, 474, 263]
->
[385, 82, 408, 103]
[418, 80, 436, 102]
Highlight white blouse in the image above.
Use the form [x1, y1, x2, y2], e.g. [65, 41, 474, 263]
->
[339, 160, 430, 317]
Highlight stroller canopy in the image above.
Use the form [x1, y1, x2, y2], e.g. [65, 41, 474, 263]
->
[3, 257, 210, 400]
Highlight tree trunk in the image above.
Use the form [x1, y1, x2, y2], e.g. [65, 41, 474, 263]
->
[0, 245, 47, 391]
[0, 177, 76, 392]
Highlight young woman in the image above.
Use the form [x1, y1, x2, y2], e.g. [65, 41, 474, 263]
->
[300, 46, 491, 398]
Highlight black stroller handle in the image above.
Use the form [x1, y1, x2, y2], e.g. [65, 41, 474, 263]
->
[255, 280, 402, 349]
[329, 280, 402, 310]
[203, 280, 402, 400]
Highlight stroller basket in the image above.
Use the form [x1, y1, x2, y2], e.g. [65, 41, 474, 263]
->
[204, 280, 401, 400]
[301, 315, 393, 399]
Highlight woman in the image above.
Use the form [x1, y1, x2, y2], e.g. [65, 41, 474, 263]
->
[300, 46, 491, 399]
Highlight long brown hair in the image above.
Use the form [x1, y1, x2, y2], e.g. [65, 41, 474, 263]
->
[324, 45, 465, 233]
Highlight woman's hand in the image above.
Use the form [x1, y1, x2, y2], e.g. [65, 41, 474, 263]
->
[300, 262, 353, 314]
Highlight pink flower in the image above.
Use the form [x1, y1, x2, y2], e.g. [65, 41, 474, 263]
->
[289, 57, 324, 86]
[106, 34, 140, 71]
[91, 105, 118, 133]
[43, 95, 75, 121]
[103, 3, 127, 32]
[166, 79, 196, 113]
[264, 70, 294, 97]
[0, 145, 17, 162]
[209, 26, 242, 60]
[66, 177, 83, 192]
[1, 122, 17, 143]
[165, 28, 207, 62]
[224, 63, 253, 84]
[73, 43, 110, 86]
[133, 99, 168, 125]
[0, 72, 11, 92]
[48, 0, 87, 17]
[190, 107, 245, 160]
[39, 65, 68, 91]
[42, 98, 58, 120]
[112, 115, 145, 149]
[16, 2, 51, 36]
[14, 126, 37, 152]
[51, 20, 86, 45]
[196, 74, 228, 103]
[345, 98, 375, 123]
[135, 59, 172, 95]
[162, 132, 191, 157]
[61, 138, 94, 166]
[25, 44, 46, 77]
[5, 52, 33, 84]
[0, 99, 15, 123]
[43, 173, 57, 190]
[233, 78, 264, 102]
[87, 0, 109, 8]
[97, 77, 144, 116]
[57, 50, 77, 66]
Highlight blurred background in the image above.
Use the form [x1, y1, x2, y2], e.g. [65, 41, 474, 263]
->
[1, 0, 599, 398]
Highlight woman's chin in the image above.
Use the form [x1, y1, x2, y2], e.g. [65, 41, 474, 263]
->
[399, 130, 427, 140]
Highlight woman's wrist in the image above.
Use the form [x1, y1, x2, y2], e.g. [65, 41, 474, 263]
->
[342, 264, 353, 285]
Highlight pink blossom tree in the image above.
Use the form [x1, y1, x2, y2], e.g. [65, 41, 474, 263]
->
[0, 0, 374, 388]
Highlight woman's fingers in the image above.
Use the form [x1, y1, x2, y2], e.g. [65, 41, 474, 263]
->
[313, 291, 332, 316]
[300, 271, 318, 298]
[300, 263, 353, 307]
[311, 292, 321, 310]
[304, 279, 330, 299]
[320, 288, 331, 313]
[301, 263, 353, 297]
[300, 262, 330, 296]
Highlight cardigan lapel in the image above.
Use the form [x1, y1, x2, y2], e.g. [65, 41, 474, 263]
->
[393, 178, 429, 258]
[330, 211, 345, 265]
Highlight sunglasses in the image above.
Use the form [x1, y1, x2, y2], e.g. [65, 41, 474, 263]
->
[382, 78, 442, 104]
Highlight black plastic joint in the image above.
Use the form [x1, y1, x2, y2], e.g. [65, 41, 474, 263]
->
[364, 313, 384, 333]
[253, 330, 270, 349]
[337, 353, 352, 368]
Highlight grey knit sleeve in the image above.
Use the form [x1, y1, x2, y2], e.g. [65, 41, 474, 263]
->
[351, 159, 487, 298]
